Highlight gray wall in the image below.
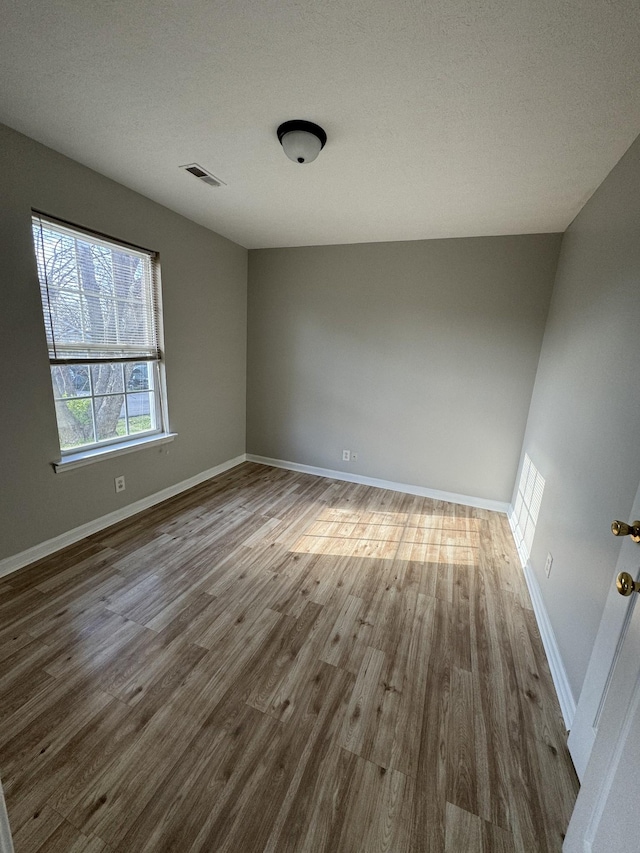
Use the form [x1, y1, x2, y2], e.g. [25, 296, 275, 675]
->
[0, 124, 248, 562]
[247, 235, 561, 502]
[515, 134, 640, 701]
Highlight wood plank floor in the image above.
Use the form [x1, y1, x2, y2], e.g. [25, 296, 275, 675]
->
[0, 462, 578, 852]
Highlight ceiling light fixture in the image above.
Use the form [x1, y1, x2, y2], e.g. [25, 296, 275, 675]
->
[277, 120, 327, 164]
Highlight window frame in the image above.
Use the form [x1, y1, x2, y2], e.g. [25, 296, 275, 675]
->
[31, 211, 174, 469]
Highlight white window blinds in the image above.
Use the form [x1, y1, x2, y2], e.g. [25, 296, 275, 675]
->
[32, 213, 161, 364]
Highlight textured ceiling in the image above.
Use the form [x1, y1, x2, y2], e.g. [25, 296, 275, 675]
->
[1, 0, 640, 249]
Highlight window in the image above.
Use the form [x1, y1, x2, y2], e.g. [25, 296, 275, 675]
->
[32, 213, 169, 460]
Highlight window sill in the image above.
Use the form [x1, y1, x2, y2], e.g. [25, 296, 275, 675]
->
[53, 432, 177, 473]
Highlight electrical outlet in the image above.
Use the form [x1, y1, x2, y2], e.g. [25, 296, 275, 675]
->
[351, 452, 358, 462]
[342, 450, 350, 462]
[544, 552, 553, 578]
[115, 476, 126, 493]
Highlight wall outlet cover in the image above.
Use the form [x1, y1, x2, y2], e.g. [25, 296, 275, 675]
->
[544, 552, 553, 577]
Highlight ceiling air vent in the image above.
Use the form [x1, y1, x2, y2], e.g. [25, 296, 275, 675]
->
[180, 163, 226, 188]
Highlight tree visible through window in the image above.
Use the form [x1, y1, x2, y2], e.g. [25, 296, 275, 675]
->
[32, 214, 166, 453]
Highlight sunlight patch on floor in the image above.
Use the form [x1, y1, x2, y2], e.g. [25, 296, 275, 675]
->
[291, 507, 480, 564]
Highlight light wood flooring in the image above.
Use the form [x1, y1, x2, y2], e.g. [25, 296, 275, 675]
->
[0, 462, 578, 852]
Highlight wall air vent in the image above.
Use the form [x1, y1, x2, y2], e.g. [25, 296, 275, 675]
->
[180, 163, 226, 188]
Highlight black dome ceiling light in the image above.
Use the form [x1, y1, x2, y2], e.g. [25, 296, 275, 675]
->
[277, 120, 327, 164]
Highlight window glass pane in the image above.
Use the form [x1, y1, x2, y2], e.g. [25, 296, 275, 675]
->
[125, 362, 151, 391]
[126, 392, 154, 434]
[51, 365, 91, 398]
[55, 399, 96, 449]
[91, 363, 124, 395]
[94, 394, 126, 441]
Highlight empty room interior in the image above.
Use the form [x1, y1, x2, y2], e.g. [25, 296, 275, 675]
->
[1, 1, 640, 851]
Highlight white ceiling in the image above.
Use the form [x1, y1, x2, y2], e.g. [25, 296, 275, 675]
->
[1, 0, 640, 249]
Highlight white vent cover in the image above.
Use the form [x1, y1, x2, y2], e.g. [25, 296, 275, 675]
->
[180, 163, 226, 188]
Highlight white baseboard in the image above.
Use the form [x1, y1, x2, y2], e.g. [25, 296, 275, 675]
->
[0, 455, 246, 581]
[247, 455, 510, 514]
[507, 508, 576, 730]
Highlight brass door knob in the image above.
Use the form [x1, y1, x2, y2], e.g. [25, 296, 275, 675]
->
[616, 572, 640, 596]
[611, 520, 640, 543]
